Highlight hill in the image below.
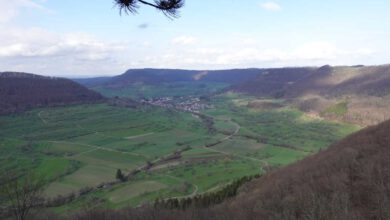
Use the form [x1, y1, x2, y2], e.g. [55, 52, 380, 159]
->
[74, 68, 262, 99]
[76, 65, 390, 101]
[0, 72, 104, 115]
[230, 65, 390, 97]
[222, 118, 390, 220]
[231, 65, 390, 126]
[76, 68, 262, 87]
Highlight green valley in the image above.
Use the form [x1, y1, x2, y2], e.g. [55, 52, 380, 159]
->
[0, 90, 359, 213]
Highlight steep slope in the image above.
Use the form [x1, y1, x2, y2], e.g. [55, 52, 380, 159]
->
[225, 118, 390, 220]
[230, 67, 317, 97]
[232, 65, 390, 126]
[0, 72, 104, 115]
[231, 65, 390, 98]
[284, 65, 390, 98]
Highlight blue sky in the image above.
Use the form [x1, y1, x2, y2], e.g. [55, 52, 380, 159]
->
[0, 0, 389, 77]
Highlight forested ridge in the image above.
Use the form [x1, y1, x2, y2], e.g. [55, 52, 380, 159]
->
[0, 72, 103, 115]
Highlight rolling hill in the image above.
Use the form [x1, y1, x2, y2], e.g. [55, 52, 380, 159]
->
[231, 65, 390, 126]
[0, 72, 104, 115]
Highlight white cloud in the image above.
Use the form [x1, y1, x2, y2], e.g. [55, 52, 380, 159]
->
[171, 35, 198, 45]
[0, 24, 377, 76]
[0, 26, 129, 76]
[0, 28, 125, 59]
[260, 2, 282, 11]
[125, 41, 375, 70]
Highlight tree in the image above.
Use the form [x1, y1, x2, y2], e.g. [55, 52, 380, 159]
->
[0, 172, 45, 220]
[114, 0, 184, 18]
[116, 169, 125, 182]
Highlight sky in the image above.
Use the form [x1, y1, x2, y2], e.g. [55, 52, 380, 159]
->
[0, 0, 389, 77]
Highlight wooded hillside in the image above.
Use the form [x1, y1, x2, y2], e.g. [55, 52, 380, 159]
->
[0, 72, 103, 115]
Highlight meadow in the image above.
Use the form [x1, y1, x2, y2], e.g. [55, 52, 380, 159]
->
[92, 81, 229, 99]
[0, 91, 360, 213]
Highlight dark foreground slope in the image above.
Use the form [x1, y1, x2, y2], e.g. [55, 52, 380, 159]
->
[225, 118, 390, 220]
[0, 72, 103, 115]
[49, 119, 390, 220]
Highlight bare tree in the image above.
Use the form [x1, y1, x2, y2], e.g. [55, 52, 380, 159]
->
[0, 172, 45, 220]
[114, 0, 185, 18]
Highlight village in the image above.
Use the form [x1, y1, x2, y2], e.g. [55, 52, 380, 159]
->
[140, 96, 214, 113]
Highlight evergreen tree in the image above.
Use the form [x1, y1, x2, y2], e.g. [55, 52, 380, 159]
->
[116, 169, 125, 182]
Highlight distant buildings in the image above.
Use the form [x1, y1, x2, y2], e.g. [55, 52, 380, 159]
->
[141, 96, 213, 113]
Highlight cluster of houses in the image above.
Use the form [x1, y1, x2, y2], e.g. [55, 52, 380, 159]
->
[141, 96, 213, 113]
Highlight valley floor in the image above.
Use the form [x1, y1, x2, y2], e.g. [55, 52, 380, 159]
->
[0, 93, 359, 214]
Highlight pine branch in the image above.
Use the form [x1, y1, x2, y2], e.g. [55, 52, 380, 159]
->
[114, 0, 184, 18]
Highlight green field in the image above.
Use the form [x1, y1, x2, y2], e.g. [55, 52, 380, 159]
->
[322, 100, 349, 117]
[0, 92, 360, 213]
[92, 81, 229, 99]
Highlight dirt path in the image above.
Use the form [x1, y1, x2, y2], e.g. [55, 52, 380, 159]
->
[219, 119, 241, 142]
[125, 132, 154, 140]
[204, 183, 230, 194]
[38, 111, 48, 124]
[199, 115, 269, 167]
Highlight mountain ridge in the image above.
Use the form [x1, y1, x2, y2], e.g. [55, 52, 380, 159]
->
[75, 68, 264, 87]
[75, 65, 390, 126]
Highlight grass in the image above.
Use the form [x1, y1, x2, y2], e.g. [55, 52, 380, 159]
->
[160, 159, 261, 192]
[205, 94, 359, 153]
[0, 104, 211, 197]
[93, 82, 229, 99]
[252, 145, 309, 166]
[214, 137, 265, 155]
[0, 92, 361, 212]
[107, 181, 167, 204]
[322, 101, 349, 116]
[35, 158, 80, 180]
